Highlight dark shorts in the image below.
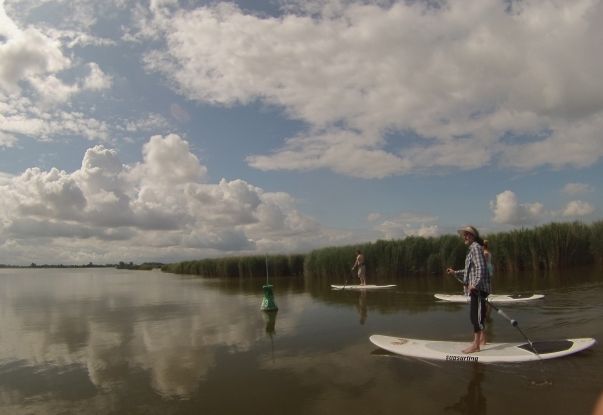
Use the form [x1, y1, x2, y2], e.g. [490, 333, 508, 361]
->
[469, 290, 489, 332]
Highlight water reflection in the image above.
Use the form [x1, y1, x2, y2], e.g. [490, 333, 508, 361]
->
[0, 269, 269, 402]
[0, 268, 601, 414]
[356, 290, 368, 325]
[444, 364, 487, 415]
[263, 310, 278, 336]
[263, 310, 278, 363]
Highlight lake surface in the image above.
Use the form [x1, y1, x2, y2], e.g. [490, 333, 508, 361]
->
[0, 267, 601, 415]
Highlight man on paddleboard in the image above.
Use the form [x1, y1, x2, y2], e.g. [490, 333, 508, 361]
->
[352, 249, 366, 286]
[446, 226, 491, 354]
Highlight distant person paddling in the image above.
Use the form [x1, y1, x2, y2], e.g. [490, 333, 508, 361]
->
[352, 249, 366, 286]
[446, 226, 491, 354]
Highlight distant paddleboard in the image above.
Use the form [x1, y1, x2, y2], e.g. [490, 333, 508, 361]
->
[331, 284, 396, 290]
[434, 293, 544, 304]
[369, 334, 595, 363]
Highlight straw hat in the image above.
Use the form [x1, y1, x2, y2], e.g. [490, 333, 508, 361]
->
[457, 225, 480, 239]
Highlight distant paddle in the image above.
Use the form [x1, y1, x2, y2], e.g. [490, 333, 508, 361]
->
[342, 270, 352, 290]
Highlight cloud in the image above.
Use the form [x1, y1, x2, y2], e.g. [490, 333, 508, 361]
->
[562, 182, 595, 195]
[140, 0, 603, 177]
[7, 218, 132, 241]
[10, 167, 87, 220]
[0, 27, 70, 94]
[29, 74, 80, 105]
[0, 91, 113, 141]
[0, 134, 357, 264]
[133, 133, 208, 186]
[0, 129, 17, 147]
[562, 200, 595, 217]
[82, 62, 113, 91]
[373, 212, 439, 239]
[490, 190, 545, 225]
[247, 129, 414, 179]
[0, 1, 150, 145]
[367, 212, 381, 222]
[123, 114, 171, 134]
[4, 0, 129, 33]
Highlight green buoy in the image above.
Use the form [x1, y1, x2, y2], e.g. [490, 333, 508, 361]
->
[261, 255, 278, 311]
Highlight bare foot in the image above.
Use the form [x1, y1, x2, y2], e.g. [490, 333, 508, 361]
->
[462, 345, 480, 354]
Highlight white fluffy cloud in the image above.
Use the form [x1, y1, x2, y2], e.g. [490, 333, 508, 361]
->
[490, 190, 545, 226]
[0, 1, 154, 147]
[141, 0, 603, 178]
[82, 62, 113, 91]
[0, 26, 70, 94]
[0, 134, 355, 264]
[373, 212, 440, 239]
[489, 189, 596, 225]
[562, 200, 595, 217]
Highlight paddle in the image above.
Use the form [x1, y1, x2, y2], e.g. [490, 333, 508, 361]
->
[447, 273, 541, 355]
[342, 269, 353, 290]
[484, 300, 539, 354]
[488, 295, 556, 386]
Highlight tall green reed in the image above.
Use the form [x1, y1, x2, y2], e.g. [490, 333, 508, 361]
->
[163, 221, 602, 279]
[162, 254, 304, 278]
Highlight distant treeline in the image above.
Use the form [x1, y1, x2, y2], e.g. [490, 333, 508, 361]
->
[0, 263, 115, 269]
[1, 262, 164, 270]
[163, 221, 603, 279]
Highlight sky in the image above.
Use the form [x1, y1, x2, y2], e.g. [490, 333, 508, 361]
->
[1, 0, 602, 265]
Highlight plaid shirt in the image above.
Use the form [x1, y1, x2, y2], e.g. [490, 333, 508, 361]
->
[454, 241, 491, 294]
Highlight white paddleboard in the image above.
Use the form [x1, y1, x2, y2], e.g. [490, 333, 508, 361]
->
[369, 334, 595, 363]
[331, 284, 396, 290]
[434, 293, 544, 304]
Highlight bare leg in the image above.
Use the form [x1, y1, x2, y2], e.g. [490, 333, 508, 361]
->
[359, 269, 366, 285]
[479, 330, 486, 346]
[462, 332, 481, 354]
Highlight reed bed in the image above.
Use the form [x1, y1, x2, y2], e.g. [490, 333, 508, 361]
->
[162, 254, 304, 278]
[163, 221, 603, 279]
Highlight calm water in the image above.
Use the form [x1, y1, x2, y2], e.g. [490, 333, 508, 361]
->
[0, 268, 601, 415]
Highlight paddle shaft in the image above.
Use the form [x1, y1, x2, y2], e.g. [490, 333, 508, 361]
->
[485, 300, 537, 351]
[343, 269, 353, 290]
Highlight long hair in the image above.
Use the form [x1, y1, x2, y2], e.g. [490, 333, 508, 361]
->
[466, 226, 484, 246]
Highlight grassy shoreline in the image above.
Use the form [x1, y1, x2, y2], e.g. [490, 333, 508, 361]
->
[162, 220, 603, 280]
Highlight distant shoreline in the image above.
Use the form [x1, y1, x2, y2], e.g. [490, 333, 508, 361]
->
[0, 262, 164, 270]
[0, 264, 115, 269]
